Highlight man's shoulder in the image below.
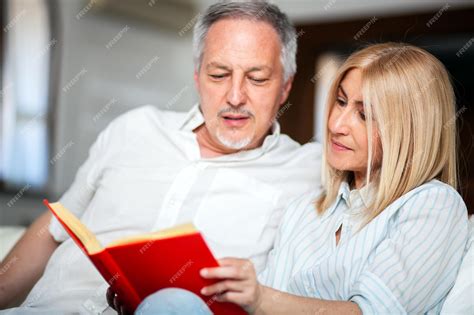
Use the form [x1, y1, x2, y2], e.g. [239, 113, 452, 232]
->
[110, 105, 188, 130]
[298, 140, 322, 156]
[275, 134, 322, 162]
[96, 105, 190, 149]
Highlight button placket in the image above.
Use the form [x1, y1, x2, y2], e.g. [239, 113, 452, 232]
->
[152, 162, 207, 230]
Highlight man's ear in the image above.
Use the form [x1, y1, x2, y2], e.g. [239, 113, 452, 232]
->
[194, 68, 200, 91]
[280, 75, 294, 104]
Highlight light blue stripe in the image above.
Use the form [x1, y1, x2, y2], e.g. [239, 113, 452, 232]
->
[410, 224, 467, 311]
[384, 188, 446, 289]
[400, 189, 454, 307]
[376, 187, 441, 284]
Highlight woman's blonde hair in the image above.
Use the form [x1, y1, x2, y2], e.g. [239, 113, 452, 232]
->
[316, 42, 458, 227]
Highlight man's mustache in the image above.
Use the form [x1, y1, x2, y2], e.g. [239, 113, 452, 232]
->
[217, 107, 255, 118]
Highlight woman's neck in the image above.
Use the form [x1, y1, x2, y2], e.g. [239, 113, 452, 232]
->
[352, 171, 365, 189]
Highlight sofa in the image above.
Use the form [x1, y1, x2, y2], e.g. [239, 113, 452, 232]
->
[1, 218, 472, 313]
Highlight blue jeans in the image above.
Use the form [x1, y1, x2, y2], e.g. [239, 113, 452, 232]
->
[135, 288, 213, 315]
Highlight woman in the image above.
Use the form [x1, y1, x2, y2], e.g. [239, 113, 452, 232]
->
[117, 43, 470, 314]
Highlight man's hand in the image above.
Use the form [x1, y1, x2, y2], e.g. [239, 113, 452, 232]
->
[106, 287, 131, 315]
[200, 258, 263, 314]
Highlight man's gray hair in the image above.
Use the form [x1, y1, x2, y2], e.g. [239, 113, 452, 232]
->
[193, 1, 297, 82]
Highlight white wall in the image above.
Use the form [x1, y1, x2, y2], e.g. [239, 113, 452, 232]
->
[51, 1, 199, 196]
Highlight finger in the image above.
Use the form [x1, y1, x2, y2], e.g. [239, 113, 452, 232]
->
[214, 291, 245, 304]
[201, 280, 245, 296]
[218, 258, 255, 273]
[201, 265, 249, 280]
[217, 257, 247, 266]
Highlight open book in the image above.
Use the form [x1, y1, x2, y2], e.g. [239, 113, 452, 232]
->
[43, 200, 246, 315]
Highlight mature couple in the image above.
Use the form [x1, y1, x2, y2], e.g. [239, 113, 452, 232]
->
[0, 1, 469, 314]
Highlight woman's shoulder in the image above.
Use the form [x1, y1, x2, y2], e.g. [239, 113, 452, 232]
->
[387, 179, 467, 221]
[280, 190, 323, 228]
[396, 179, 463, 206]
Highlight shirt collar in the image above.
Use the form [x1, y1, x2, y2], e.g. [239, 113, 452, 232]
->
[341, 181, 374, 208]
[179, 103, 204, 131]
[339, 181, 351, 205]
[179, 103, 281, 161]
[319, 182, 350, 220]
[320, 180, 374, 220]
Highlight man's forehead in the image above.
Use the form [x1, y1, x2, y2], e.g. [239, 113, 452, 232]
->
[205, 61, 273, 72]
[202, 19, 281, 63]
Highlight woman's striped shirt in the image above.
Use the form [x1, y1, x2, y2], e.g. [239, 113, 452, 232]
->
[258, 180, 469, 314]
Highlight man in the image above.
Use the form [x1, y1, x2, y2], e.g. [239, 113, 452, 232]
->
[0, 1, 321, 314]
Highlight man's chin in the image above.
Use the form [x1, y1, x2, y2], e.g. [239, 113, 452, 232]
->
[215, 132, 254, 151]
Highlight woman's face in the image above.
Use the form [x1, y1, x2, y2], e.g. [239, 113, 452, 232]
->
[327, 68, 381, 179]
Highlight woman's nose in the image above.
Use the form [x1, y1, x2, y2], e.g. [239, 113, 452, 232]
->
[329, 108, 352, 136]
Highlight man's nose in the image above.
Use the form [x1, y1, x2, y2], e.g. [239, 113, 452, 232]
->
[226, 76, 247, 107]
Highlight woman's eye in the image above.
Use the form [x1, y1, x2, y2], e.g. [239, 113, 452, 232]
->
[336, 98, 347, 106]
[359, 111, 366, 121]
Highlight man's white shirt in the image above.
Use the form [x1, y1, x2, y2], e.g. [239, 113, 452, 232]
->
[4, 104, 321, 314]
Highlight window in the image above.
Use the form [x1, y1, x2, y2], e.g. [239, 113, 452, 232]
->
[2, 0, 52, 191]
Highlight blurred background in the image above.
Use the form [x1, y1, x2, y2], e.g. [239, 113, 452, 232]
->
[1, 0, 473, 228]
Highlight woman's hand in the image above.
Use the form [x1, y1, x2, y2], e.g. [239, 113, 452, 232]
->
[200, 258, 264, 314]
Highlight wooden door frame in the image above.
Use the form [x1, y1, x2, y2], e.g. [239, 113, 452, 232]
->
[283, 7, 474, 144]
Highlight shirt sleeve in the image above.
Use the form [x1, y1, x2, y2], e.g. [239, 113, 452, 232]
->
[350, 184, 469, 314]
[441, 216, 474, 314]
[257, 214, 285, 287]
[48, 122, 113, 242]
[258, 192, 318, 290]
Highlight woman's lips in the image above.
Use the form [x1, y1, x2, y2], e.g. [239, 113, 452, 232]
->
[331, 139, 352, 151]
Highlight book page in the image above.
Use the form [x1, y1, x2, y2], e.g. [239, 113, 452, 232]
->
[47, 202, 103, 254]
[107, 223, 198, 247]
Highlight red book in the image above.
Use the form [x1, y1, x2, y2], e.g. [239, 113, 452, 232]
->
[43, 200, 246, 315]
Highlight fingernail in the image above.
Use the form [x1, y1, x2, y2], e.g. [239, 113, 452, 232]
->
[200, 269, 207, 276]
[200, 288, 206, 295]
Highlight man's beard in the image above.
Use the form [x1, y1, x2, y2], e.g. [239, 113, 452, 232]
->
[214, 107, 255, 150]
[216, 128, 254, 150]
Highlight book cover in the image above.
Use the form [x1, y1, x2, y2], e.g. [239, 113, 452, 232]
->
[43, 200, 246, 315]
